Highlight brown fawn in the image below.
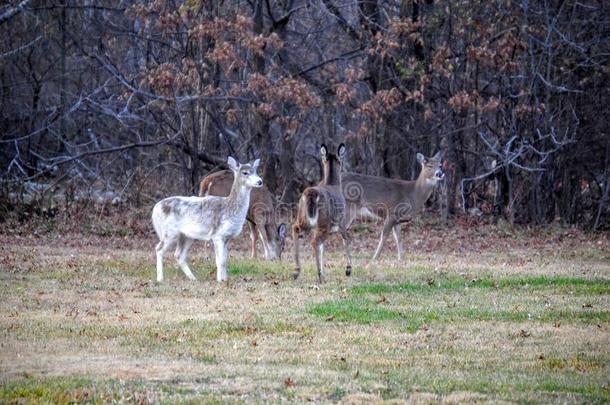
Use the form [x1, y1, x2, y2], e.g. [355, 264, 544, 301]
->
[199, 170, 287, 261]
[152, 157, 263, 282]
[292, 144, 352, 282]
[341, 151, 444, 260]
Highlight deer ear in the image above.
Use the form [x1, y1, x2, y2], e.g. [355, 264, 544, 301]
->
[337, 143, 346, 160]
[320, 144, 328, 161]
[251, 158, 261, 170]
[227, 156, 239, 171]
[432, 151, 443, 161]
[278, 223, 287, 238]
[416, 153, 426, 164]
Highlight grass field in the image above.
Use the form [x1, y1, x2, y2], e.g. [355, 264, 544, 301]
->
[1, 222, 609, 403]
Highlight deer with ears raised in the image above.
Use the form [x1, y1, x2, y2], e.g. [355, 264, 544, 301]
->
[152, 157, 263, 282]
[292, 144, 353, 283]
[341, 151, 445, 261]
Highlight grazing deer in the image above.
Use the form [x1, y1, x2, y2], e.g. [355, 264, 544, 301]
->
[151, 157, 263, 282]
[292, 144, 352, 282]
[342, 151, 444, 261]
[199, 170, 287, 261]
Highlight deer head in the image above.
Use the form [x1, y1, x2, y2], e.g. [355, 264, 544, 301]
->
[271, 223, 287, 261]
[227, 156, 263, 189]
[416, 151, 445, 186]
[320, 143, 346, 186]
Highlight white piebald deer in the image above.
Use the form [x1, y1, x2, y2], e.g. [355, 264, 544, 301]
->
[152, 157, 263, 282]
[292, 144, 352, 282]
[342, 151, 444, 260]
[199, 170, 287, 261]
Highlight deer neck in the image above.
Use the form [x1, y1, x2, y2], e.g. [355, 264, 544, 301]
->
[413, 172, 435, 210]
[226, 180, 252, 216]
[322, 161, 341, 188]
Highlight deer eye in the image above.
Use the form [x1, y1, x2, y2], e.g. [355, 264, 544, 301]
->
[242, 171, 249, 176]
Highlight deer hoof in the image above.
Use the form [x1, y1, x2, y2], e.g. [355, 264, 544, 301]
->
[292, 269, 300, 280]
[318, 275, 326, 284]
[346, 266, 352, 276]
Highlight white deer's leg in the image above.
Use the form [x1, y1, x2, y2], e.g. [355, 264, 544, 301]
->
[392, 224, 403, 261]
[155, 240, 167, 283]
[213, 238, 229, 282]
[248, 221, 258, 259]
[372, 221, 394, 261]
[174, 234, 196, 281]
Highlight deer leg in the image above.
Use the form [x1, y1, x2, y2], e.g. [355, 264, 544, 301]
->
[292, 224, 303, 280]
[212, 237, 229, 282]
[248, 221, 258, 259]
[312, 235, 325, 283]
[340, 229, 353, 276]
[174, 234, 196, 281]
[392, 224, 403, 261]
[342, 207, 356, 230]
[155, 240, 168, 283]
[258, 225, 272, 260]
[372, 220, 395, 261]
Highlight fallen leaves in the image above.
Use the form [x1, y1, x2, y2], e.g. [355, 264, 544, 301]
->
[85, 309, 98, 317]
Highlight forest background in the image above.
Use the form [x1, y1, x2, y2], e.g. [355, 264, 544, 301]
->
[1, 0, 609, 230]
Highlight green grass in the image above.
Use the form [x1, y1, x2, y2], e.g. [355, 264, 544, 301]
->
[309, 296, 609, 331]
[228, 258, 288, 278]
[0, 376, 226, 404]
[308, 297, 406, 324]
[310, 274, 610, 331]
[540, 353, 606, 372]
[351, 275, 610, 296]
[0, 376, 117, 404]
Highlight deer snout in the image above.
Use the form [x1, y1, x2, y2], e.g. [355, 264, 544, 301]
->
[247, 175, 263, 188]
[435, 169, 445, 180]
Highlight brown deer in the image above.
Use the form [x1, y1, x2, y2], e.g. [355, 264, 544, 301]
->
[292, 143, 352, 282]
[341, 151, 444, 261]
[199, 170, 286, 261]
[152, 157, 263, 282]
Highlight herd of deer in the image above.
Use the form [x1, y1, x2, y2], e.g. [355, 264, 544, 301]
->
[152, 145, 444, 283]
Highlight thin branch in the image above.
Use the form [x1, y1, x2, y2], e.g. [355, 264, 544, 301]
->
[296, 47, 364, 77]
[0, 0, 32, 25]
[0, 35, 42, 59]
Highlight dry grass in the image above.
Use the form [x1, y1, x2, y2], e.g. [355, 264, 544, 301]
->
[0, 221, 609, 403]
